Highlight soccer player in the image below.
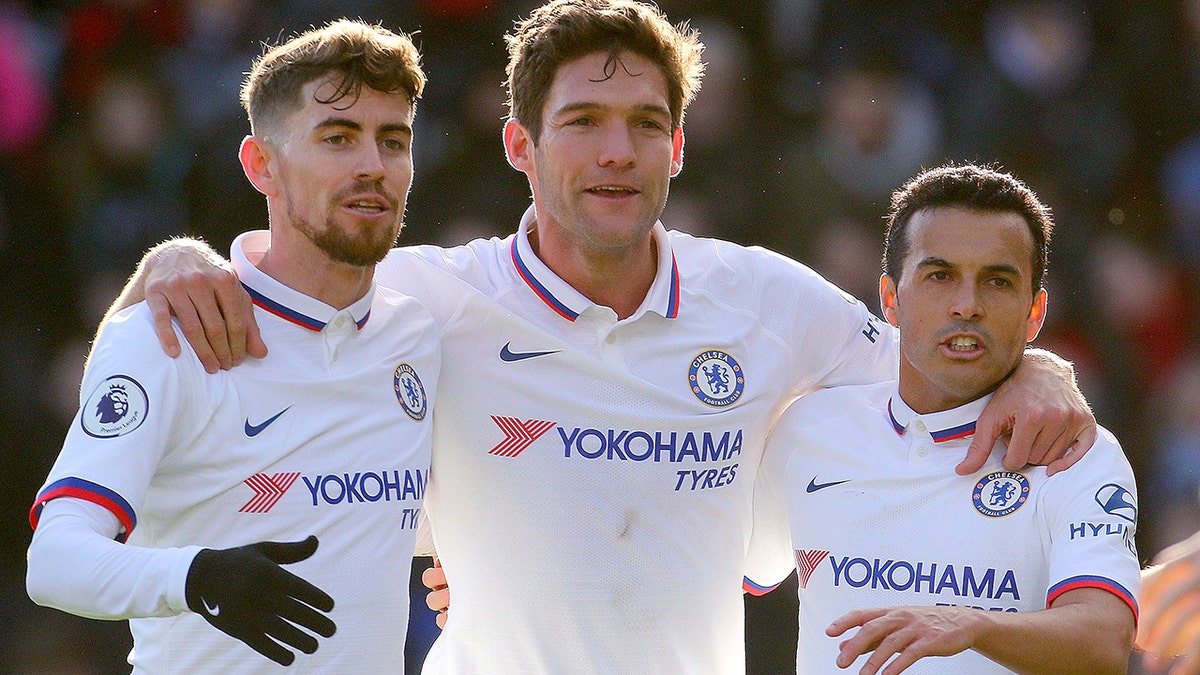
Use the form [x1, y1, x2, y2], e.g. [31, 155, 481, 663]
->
[103, 2, 1097, 672]
[1138, 530, 1200, 675]
[751, 163, 1139, 674]
[25, 20, 440, 671]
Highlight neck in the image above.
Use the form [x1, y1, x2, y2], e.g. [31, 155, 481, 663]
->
[529, 227, 657, 320]
[257, 231, 374, 310]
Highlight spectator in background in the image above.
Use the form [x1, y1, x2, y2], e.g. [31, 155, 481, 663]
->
[760, 52, 944, 290]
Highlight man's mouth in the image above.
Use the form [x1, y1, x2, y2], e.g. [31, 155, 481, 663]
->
[586, 185, 639, 196]
[946, 335, 980, 351]
[347, 199, 387, 214]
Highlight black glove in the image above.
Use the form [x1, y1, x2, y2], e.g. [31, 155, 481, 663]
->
[185, 535, 336, 666]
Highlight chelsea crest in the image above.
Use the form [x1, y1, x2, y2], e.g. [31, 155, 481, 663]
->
[689, 350, 745, 407]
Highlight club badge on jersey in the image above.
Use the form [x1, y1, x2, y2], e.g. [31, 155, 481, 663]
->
[688, 350, 745, 407]
[81, 375, 149, 439]
[972, 471, 1031, 518]
[393, 363, 428, 421]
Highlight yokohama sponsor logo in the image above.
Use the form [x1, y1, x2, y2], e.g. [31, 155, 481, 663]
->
[240, 472, 301, 513]
[489, 416, 556, 457]
[795, 549, 830, 589]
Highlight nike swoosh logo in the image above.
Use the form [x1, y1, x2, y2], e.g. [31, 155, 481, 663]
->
[806, 477, 851, 493]
[202, 597, 221, 617]
[245, 406, 292, 437]
[499, 342, 562, 363]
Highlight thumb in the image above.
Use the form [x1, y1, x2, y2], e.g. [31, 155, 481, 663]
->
[246, 320, 268, 360]
[956, 423, 999, 475]
[253, 535, 319, 565]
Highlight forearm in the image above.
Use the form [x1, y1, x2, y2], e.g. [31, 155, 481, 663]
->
[27, 498, 201, 620]
[973, 591, 1134, 674]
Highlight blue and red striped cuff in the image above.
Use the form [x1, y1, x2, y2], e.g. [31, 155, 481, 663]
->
[30, 477, 136, 543]
[1047, 574, 1138, 620]
[743, 576, 781, 597]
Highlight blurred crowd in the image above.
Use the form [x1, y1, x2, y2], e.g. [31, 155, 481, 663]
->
[2, 0, 1199, 672]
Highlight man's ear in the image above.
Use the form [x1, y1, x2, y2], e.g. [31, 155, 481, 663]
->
[670, 126, 684, 177]
[503, 118, 534, 173]
[1026, 287, 1048, 342]
[239, 135, 276, 197]
[879, 274, 901, 327]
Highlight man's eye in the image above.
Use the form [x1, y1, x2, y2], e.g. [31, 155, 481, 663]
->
[326, 135, 347, 145]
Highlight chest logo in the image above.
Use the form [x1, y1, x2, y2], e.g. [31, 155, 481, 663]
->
[81, 375, 149, 439]
[244, 406, 291, 437]
[394, 363, 428, 421]
[499, 341, 562, 362]
[489, 416, 556, 457]
[688, 350, 745, 407]
[239, 472, 301, 513]
[973, 471, 1031, 518]
[795, 549, 831, 589]
[806, 477, 851, 493]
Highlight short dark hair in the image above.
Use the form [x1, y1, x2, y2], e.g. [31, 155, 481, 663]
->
[505, 0, 704, 143]
[241, 19, 425, 136]
[883, 163, 1054, 292]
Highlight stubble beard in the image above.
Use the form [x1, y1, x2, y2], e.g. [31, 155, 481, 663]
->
[288, 199, 402, 267]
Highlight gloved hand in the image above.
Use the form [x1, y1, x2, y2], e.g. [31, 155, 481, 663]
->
[185, 535, 336, 665]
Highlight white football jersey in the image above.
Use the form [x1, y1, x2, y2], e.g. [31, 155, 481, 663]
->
[755, 382, 1140, 673]
[246, 204, 895, 674]
[30, 234, 440, 673]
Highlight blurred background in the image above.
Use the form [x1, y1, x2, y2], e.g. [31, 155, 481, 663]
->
[2, 0, 1198, 672]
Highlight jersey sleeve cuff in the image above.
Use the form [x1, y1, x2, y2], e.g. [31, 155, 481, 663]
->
[1047, 575, 1139, 621]
[31, 477, 137, 542]
[743, 576, 781, 596]
[167, 545, 205, 613]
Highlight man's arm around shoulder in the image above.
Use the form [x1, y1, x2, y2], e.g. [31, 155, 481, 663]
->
[97, 237, 264, 373]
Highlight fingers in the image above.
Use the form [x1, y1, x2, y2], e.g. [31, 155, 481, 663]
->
[281, 573, 336, 615]
[246, 318, 269, 360]
[257, 535, 320, 565]
[422, 563, 448, 592]
[422, 558, 450, 628]
[145, 293, 182, 358]
[262, 613, 321, 656]
[255, 536, 336, 613]
[239, 629, 297, 666]
[212, 272, 259, 365]
[426, 587, 450, 613]
[146, 262, 249, 372]
[827, 608, 883, 637]
[277, 597, 337, 639]
[1000, 419, 1038, 470]
[1044, 426, 1096, 476]
[955, 435, 994, 475]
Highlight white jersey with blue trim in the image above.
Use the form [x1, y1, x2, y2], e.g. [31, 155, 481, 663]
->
[754, 381, 1140, 673]
[277, 203, 896, 674]
[29, 232, 440, 673]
